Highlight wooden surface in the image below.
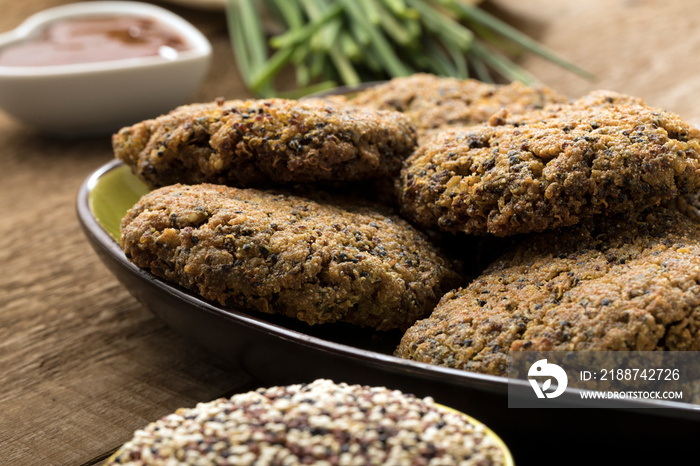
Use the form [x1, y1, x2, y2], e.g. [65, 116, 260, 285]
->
[1, 0, 699, 464]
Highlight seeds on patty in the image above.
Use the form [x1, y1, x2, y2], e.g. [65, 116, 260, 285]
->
[395, 207, 700, 376]
[666, 191, 700, 223]
[350, 73, 567, 140]
[120, 184, 461, 331]
[398, 99, 700, 236]
[113, 98, 417, 189]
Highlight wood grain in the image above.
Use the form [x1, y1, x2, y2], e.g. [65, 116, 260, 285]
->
[1, 0, 700, 464]
[0, 3, 257, 465]
[494, 0, 700, 125]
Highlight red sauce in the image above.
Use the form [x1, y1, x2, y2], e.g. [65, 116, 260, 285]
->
[0, 15, 191, 66]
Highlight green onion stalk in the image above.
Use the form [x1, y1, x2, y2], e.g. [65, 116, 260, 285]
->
[225, 0, 593, 98]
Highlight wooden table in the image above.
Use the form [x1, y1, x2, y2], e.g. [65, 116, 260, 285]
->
[1, 1, 699, 464]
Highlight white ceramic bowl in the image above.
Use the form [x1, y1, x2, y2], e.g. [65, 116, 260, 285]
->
[0, 1, 212, 137]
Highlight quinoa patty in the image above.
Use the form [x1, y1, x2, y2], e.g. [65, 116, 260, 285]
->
[106, 379, 507, 465]
[113, 98, 417, 189]
[398, 100, 700, 236]
[120, 184, 461, 331]
[669, 191, 700, 223]
[350, 73, 567, 139]
[395, 207, 700, 376]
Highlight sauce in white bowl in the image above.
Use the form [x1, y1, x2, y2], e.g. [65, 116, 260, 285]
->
[0, 1, 212, 137]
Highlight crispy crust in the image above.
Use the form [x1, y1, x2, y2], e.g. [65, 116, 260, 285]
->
[398, 97, 700, 236]
[120, 184, 461, 331]
[350, 73, 567, 139]
[669, 192, 700, 223]
[395, 207, 700, 375]
[485, 89, 647, 127]
[113, 98, 417, 189]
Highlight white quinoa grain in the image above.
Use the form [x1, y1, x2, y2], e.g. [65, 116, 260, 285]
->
[107, 379, 506, 465]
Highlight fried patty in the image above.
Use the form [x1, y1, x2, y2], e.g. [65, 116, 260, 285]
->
[350, 73, 567, 139]
[120, 184, 461, 331]
[113, 98, 417, 189]
[395, 207, 700, 376]
[485, 89, 647, 127]
[669, 192, 700, 223]
[398, 98, 700, 236]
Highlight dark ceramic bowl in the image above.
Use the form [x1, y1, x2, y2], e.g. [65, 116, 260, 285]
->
[78, 159, 700, 462]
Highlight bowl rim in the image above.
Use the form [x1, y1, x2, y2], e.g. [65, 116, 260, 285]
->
[77, 159, 510, 391]
[435, 403, 515, 466]
[76, 159, 700, 419]
[0, 1, 212, 77]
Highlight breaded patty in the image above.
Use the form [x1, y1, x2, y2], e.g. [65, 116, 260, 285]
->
[669, 192, 700, 223]
[399, 100, 700, 236]
[395, 207, 700, 376]
[121, 184, 461, 331]
[350, 73, 567, 138]
[485, 89, 647, 128]
[570, 89, 645, 109]
[113, 98, 417, 189]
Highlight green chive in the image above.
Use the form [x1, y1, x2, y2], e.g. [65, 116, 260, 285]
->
[452, 2, 595, 80]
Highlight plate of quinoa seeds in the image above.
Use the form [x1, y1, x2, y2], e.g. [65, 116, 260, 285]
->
[106, 379, 511, 465]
